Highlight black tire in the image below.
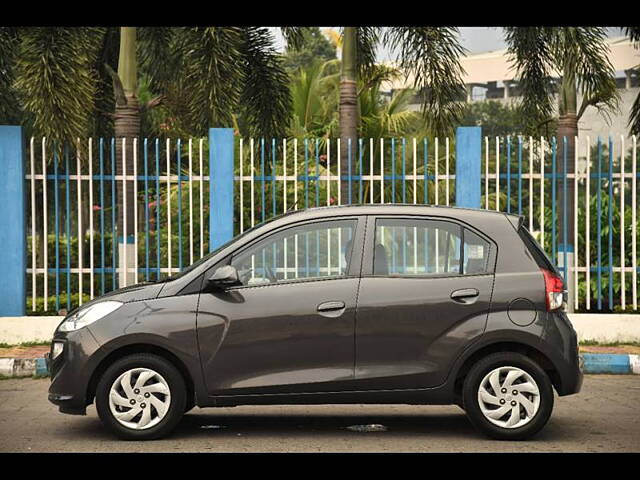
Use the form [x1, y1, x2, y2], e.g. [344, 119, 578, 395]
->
[462, 352, 554, 441]
[95, 353, 187, 440]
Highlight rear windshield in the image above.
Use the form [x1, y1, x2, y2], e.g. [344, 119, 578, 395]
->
[517, 226, 560, 275]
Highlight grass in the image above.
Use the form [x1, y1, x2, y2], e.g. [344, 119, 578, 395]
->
[579, 340, 640, 347]
[0, 341, 50, 348]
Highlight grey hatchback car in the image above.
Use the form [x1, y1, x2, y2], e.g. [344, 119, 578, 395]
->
[46, 205, 582, 440]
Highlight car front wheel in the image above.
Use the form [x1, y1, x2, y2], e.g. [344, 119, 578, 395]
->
[95, 353, 186, 440]
[462, 352, 554, 440]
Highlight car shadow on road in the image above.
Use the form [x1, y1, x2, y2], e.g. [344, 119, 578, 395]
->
[65, 407, 582, 444]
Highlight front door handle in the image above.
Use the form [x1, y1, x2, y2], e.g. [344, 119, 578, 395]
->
[317, 301, 345, 312]
[450, 288, 480, 303]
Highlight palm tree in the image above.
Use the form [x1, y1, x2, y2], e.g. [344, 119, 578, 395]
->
[503, 27, 620, 252]
[625, 27, 640, 135]
[4, 26, 296, 284]
[336, 27, 467, 203]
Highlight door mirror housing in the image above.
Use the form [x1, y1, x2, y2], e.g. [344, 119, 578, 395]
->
[208, 265, 240, 288]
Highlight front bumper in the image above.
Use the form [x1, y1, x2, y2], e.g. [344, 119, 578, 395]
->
[47, 327, 101, 415]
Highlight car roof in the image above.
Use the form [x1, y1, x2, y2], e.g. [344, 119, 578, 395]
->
[271, 203, 519, 224]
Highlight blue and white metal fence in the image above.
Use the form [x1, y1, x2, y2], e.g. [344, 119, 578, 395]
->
[0, 127, 636, 315]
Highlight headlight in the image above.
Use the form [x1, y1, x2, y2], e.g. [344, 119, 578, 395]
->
[58, 301, 123, 332]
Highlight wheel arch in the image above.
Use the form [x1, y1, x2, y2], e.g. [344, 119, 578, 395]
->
[86, 343, 196, 409]
[452, 340, 562, 399]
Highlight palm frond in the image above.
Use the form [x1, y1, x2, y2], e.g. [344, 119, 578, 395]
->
[356, 27, 380, 78]
[280, 27, 307, 50]
[0, 27, 21, 124]
[172, 27, 244, 136]
[237, 27, 292, 138]
[384, 27, 466, 136]
[13, 27, 105, 142]
[562, 28, 620, 121]
[504, 27, 557, 125]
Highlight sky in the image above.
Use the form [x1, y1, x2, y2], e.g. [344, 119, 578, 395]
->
[270, 27, 626, 59]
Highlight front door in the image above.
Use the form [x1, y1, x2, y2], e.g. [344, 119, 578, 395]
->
[354, 216, 496, 390]
[196, 217, 364, 396]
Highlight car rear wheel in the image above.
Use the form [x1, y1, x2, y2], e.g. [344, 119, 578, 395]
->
[462, 352, 554, 440]
[95, 353, 186, 440]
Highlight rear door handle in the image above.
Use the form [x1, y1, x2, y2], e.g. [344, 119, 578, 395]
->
[317, 301, 345, 312]
[450, 288, 479, 301]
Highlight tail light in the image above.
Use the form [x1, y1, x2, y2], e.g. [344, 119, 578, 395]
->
[541, 268, 565, 311]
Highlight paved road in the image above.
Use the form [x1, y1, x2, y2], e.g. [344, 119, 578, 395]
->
[1, 376, 639, 452]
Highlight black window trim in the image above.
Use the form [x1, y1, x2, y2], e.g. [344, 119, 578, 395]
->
[222, 215, 364, 290]
[363, 214, 496, 279]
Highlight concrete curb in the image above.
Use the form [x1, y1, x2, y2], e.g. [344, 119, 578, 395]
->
[1, 354, 639, 379]
[0, 357, 48, 378]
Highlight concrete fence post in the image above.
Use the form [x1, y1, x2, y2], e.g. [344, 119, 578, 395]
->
[0, 126, 26, 316]
[209, 128, 235, 252]
[455, 126, 482, 209]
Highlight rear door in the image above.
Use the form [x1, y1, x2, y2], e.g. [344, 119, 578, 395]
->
[353, 215, 496, 390]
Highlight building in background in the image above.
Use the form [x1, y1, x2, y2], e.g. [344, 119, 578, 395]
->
[384, 37, 639, 140]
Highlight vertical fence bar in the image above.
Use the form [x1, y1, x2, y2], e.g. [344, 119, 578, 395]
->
[166, 138, 171, 274]
[597, 137, 602, 310]
[30, 137, 36, 311]
[551, 137, 557, 264]
[42, 138, 48, 310]
[608, 137, 613, 310]
[209, 128, 234, 251]
[485, 137, 489, 209]
[620, 135, 625, 310]
[632, 135, 637, 310]
[445, 137, 450, 206]
[378, 138, 383, 204]
[122, 138, 128, 287]
[189, 139, 194, 262]
[111, 138, 116, 291]
[517, 136, 523, 214]
[144, 139, 149, 281]
[99, 138, 105, 295]
[495, 137, 500, 211]
[506, 136, 511, 214]
[89, 138, 94, 300]
[76, 138, 83, 305]
[529, 137, 534, 231]
[155, 139, 160, 280]
[424, 138, 428, 204]
[133, 138, 139, 282]
[65, 142, 71, 310]
[434, 138, 438, 205]
[585, 137, 591, 310]
[574, 136, 579, 309]
[370, 138, 374, 204]
[177, 138, 182, 271]
[55, 143, 60, 311]
[413, 138, 417, 204]
[402, 138, 406, 203]
[199, 138, 204, 257]
[561, 136, 568, 282]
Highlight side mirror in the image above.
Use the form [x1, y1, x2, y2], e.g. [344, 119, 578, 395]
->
[207, 265, 240, 288]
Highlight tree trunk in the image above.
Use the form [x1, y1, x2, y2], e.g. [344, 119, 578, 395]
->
[556, 67, 578, 312]
[557, 70, 578, 251]
[115, 27, 140, 286]
[339, 27, 358, 205]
